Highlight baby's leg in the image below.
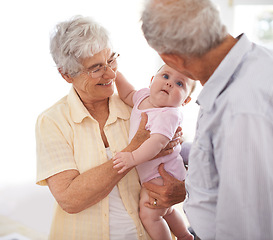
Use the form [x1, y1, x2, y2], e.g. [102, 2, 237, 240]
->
[139, 186, 172, 240]
[164, 207, 194, 240]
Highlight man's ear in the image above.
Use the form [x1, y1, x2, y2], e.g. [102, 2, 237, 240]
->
[58, 68, 73, 83]
[182, 96, 191, 106]
[159, 53, 185, 71]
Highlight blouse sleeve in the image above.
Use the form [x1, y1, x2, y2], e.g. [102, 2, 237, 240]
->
[35, 114, 77, 186]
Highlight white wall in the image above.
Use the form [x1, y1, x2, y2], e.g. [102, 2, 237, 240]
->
[0, 0, 159, 187]
[0, 0, 160, 234]
[0, 0, 272, 235]
[0, 1, 181, 235]
[2, 0, 272, 186]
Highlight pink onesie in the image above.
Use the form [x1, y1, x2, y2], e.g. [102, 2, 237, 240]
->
[129, 88, 186, 184]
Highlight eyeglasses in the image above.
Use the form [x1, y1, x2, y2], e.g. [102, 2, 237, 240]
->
[84, 52, 120, 78]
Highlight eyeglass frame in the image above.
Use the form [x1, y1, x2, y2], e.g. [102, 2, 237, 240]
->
[81, 52, 120, 78]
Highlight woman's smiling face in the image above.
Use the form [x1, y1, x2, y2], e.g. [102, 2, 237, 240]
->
[67, 48, 117, 103]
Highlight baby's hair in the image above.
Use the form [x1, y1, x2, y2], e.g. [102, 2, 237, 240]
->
[156, 64, 165, 73]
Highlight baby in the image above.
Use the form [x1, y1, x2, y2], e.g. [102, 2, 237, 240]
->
[113, 64, 195, 240]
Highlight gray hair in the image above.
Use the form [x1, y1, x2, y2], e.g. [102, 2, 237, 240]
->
[141, 0, 228, 56]
[50, 15, 112, 76]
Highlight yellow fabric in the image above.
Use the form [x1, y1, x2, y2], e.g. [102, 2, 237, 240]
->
[36, 87, 151, 240]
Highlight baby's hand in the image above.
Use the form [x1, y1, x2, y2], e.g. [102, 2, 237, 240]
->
[113, 152, 135, 174]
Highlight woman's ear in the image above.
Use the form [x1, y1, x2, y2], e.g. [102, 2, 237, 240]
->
[182, 96, 191, 106]
[58, 68, 73, 83]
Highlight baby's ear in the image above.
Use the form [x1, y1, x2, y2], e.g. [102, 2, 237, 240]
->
[182, 96, 191, 106]
[149, 76, 154, 88]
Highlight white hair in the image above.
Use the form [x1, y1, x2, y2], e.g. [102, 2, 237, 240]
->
[50, 15, 112, 76]
[141, 0, 228, 56]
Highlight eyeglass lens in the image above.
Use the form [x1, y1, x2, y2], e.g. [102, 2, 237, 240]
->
[89, 53, 119, 78]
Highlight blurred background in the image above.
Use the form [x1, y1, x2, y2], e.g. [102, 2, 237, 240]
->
[0, 0, 272, 238]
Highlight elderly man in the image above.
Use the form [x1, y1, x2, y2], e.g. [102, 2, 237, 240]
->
[141, 0, 273, 239]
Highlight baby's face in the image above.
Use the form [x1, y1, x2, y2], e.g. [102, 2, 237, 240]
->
[149, 65, 192, 108]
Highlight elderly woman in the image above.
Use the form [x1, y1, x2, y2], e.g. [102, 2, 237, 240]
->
[36, 16, 181, 240]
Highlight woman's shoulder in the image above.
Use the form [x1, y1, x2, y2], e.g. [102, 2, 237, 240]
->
[37, 95, 69, 122]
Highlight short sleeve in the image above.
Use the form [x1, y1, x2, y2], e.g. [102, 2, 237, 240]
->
[132, 88, 150, 105]
[35, 114, 77, 186]
[147, 108, 182, 140]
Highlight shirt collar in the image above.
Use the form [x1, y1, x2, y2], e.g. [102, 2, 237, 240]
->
[107, 94, 131, 125]
[68, 87, 131, 124]
[197, 34, 252, 112]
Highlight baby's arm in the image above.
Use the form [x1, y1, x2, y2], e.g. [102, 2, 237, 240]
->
[113, 133, 169, 173]
[115, 71, 136, 107]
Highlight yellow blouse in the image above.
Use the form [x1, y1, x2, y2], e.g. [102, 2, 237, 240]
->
[36, 88, 151, 240]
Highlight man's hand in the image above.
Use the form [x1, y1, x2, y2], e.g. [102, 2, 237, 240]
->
[143, 163, 186, 209]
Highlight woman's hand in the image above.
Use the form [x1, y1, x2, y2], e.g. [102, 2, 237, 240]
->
[143, 164, 186, 209]
[124, 112, 150, 152]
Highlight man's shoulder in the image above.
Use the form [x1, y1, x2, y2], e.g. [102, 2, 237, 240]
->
[224, 70, 272, 119]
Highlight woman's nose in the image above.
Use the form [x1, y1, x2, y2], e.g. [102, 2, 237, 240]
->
[103, 66, 116, 79]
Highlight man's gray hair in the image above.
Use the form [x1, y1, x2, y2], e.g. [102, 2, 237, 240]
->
[50, 15, 112, 76]
[141, 0, 228, 56]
